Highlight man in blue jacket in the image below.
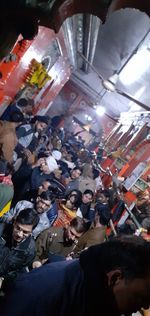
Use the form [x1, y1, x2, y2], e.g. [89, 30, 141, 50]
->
[1, 235, 150, 316]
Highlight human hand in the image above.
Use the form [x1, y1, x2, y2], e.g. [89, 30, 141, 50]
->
[32, 261, 42, 269]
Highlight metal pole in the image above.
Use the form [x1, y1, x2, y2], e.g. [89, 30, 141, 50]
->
[124, 203, 141, 229]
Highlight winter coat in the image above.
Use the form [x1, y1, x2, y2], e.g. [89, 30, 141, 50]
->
[16, 123, 38, 154]
[73, 226, 106, 256]
[0, 223, 35, 279]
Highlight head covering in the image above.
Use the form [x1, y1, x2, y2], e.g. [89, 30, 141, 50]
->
[52, 150, 62, 161]
[31, 115, 49, 125]
[17, 98, 28, 108]
[46, 156, 58, 172]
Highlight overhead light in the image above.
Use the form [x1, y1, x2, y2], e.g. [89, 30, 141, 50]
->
[96, 106, 106, 116]
[102, 73, 118, 92]
[85, 114, 92, 121]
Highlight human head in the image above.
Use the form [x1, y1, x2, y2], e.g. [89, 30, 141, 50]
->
[65, 190, 82, 210]
[94, 212, 109, 226]
[39, 135, 48, 145]
[96, 191, 109, 204]
[31, 115, 49, 133]
[80, 236, 150, 315]
[95, 194, 111, 225]
[71, 167, 82, 180]
[53, 168, 62, 179]
[17, 98, 33, 115]
[35, 191, 55, 214]
[40, 156, 58, 174]
[17, 98, 28, 107]
[66, 151, 77, 163]
[61, 144, 70, 157]
[64, 216, 87, 244]
[82, 189, 94, 204]
[38, 180, 51, 195]
[12, 208, 39, 243]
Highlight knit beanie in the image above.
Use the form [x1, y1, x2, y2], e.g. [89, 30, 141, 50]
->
[46, 156, 58, 173]
[31, 115, 49, 125]
[52, 150, 62, 161]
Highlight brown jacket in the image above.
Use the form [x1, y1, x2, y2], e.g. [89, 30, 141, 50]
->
[34, 226, 76, 262]
[0, 121, 18, 162]
[73, 226, 106, 256]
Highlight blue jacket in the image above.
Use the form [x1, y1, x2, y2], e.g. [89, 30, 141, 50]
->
[1, 104, 19, 121]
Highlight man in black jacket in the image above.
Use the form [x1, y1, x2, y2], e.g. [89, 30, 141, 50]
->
[15, 115, 49, 154]
[0, 208, 39, 281]
[1, 235, 150, 316]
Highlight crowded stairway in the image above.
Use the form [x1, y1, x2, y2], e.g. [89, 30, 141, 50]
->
[0, 95, 150, 286]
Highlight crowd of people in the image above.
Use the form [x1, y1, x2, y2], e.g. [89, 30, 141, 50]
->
[0, 95, 150, 315]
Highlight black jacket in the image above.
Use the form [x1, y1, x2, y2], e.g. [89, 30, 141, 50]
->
[30, 167, 52, 190]
[95, 202, 111, 225]
[16, 124, 38, 154]
[0, 223, 35, 279]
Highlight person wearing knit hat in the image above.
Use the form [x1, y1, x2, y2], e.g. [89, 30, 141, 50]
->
[31, 115, 49, 126]
[36, 156, 58, 175]
[30, 157, 58, 190]
[45, 156, 58, 173]
[52, 150, 62, 161]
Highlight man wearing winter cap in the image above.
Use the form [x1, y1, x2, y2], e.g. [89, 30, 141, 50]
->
[45, 156, 58, 172]
[30, 156, 58, 190]
[52, 150, 62, 161]
[31, 115, 49, 126]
